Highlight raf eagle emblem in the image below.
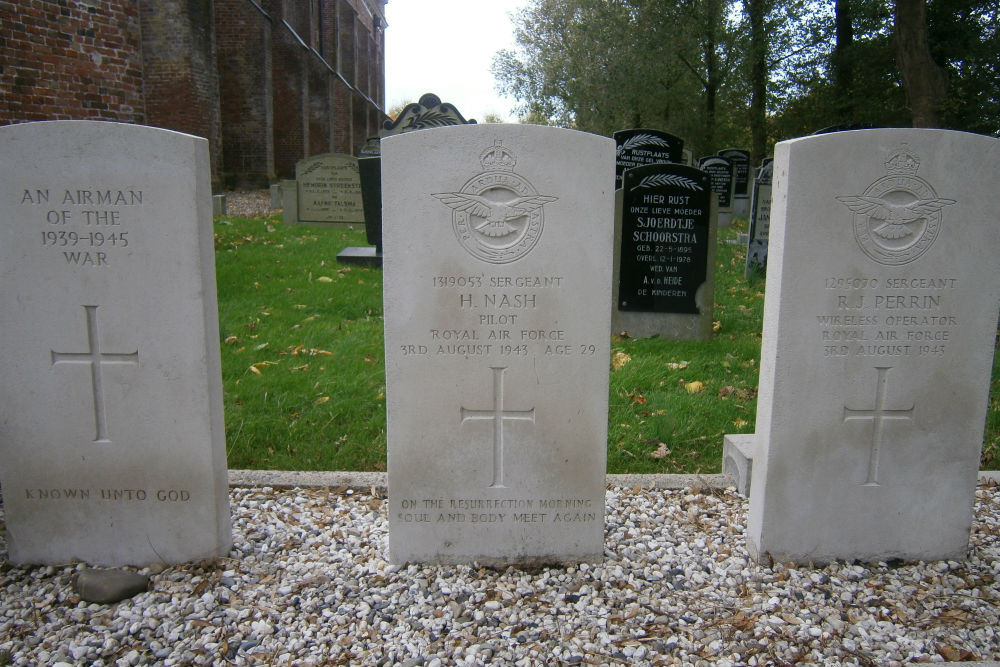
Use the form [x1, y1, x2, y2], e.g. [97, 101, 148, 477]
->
[835, 195, 956, 240]
[432, 192, 557, 237]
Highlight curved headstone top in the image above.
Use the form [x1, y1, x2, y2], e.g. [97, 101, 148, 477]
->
[382, 93, 477, 136]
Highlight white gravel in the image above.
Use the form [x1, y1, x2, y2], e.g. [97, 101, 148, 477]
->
[2, 483, 998, 666]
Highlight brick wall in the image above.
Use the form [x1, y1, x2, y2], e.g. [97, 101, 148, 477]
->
[1, 0, 386, 187]
[216, 0, 274, 187]
[138, 0, 222, 184]
[0, 0, 145, 123]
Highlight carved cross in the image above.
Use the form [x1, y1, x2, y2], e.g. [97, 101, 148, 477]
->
[51, 305, 139, 443]
[843, 366, 914, 486]
[461, 366, 535, 488]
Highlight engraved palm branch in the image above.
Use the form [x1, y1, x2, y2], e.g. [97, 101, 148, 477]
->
[433, 192, 557, 237]
[836, 195, 956, 240]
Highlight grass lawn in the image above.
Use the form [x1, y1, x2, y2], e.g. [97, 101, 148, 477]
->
[214, 211, 1000, 474]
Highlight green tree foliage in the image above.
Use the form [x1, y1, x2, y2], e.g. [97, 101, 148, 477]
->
[494, 0, 998, 151]
[926, 0, 1000, 134]
[492, 0, 749, 154]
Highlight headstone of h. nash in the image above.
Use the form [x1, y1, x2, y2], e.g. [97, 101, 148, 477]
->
[698, 155, 734, 228]
[0, 121, 232, 566]
[383, 124, 615, 565]
[340, 93, 477, 267]
[745, 159, 773, 277]
[737, 129, 999, 564]
[612, 163, 717, 339]
[613, 129, 684, 189]
[718, 148, 751, 217]
[282, 152, 364, 226]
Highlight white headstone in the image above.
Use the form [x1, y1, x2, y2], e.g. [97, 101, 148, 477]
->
[383, 125, 614, 565]
[745, 129, 999, 564]
[282, 153, 364, 226]
[0, 121, 232, 566]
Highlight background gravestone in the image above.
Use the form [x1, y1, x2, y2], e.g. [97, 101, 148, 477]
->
[613, 129, 684, 189]
[698, 155, 734, 227]
[745, 160, 773, 277]
[718, 148, 751, 217]
[741, 129, 999, 564]
[282, 153, 364, 226]
[383, 124, 614, 565]
[612, 163, 717, 339]
[340, 93, 477, 267]
[0, 121, 232, 566]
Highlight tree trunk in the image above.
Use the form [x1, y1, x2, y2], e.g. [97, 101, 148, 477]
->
[747, 0, 769, 166]
[833, 0, 855, 120]
[894, 0, 948, 127]
[701, 0, 722, 151]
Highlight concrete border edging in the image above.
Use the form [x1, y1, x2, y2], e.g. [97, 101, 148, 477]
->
[228, 470, 999, 492]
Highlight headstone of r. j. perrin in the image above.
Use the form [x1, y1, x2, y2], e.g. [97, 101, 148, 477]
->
[742, 129, 999, 564]
[612, 163, 717, 339]
[383, 125, 614, 565]
[0, 121, 232, 566]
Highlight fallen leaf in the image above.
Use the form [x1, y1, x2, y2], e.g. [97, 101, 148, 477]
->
[937, 645, 977, 661]
[649, 441, 671, 459]
[313, 396, 330, 405]
[292, 364, 309, 371]
[248, 365, 262, 376]
[684, 380, 705, 394]
[712, 320, 722, 332]
[316, 276, 333, 283]
[224, 335, 239, 345]
[666, 361, 689, 370]
[732, 419, 749, 428]
[629, 392, 646, 405]
[611, 351, 632, 371]
[364, 354, 378, 364]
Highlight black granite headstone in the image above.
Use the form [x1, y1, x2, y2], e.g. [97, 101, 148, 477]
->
[340, 94, 477, 267]
[717, 148, 750, 198]
[618, 163, 712, 314]
[698, 155, 733, 209]
[613, 129, 684, 189]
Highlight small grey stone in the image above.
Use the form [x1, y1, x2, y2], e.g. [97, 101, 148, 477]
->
[73, 568, 150, 604]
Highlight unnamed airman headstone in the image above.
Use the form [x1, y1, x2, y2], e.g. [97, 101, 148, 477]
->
[383, 124, 614, 565]
[0, 121, 232, 566]
[612, 163, 717, 339]
[741, 129, 999, 564]
[613, 129, 684, 189]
